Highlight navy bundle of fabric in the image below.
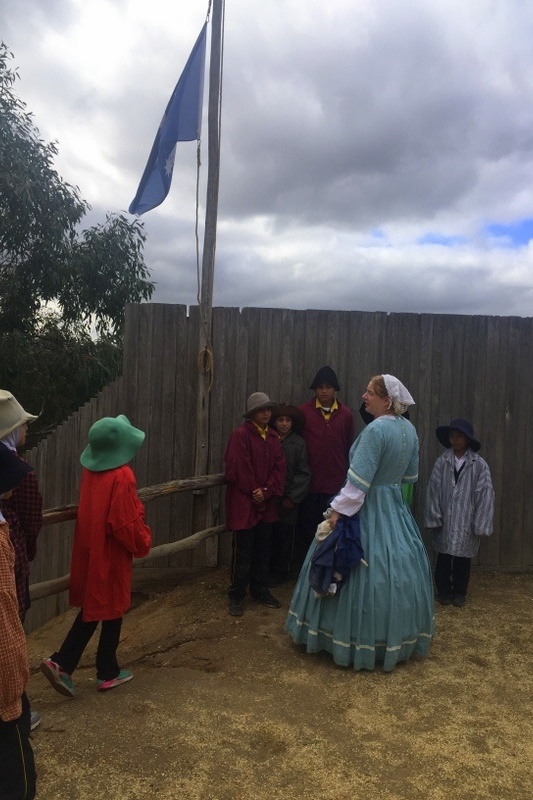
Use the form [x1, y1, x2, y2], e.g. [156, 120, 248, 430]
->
[309, 514, 364, 596]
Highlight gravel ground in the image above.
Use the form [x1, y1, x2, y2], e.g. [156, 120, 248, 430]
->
[26, 567, 533, 800]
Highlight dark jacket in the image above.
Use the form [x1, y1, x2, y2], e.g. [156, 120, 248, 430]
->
[277, 431, 310, 525]
[309, 515, 364, 596]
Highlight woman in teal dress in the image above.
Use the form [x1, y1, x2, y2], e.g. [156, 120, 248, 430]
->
[285, 374, 434, 672]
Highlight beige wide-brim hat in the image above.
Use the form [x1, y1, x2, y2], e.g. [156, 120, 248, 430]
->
[243, 392, 278, 418]
[0, 390, 38, 440]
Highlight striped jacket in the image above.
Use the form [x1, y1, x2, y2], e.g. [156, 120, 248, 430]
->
[425, 448, 494, 558]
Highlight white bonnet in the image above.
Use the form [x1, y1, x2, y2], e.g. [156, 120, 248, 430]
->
[381, 375, 415, 415]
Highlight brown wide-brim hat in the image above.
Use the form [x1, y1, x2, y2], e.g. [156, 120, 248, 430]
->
[243, 392, 278, 418]
[436, 418, 481, 452]
[270, 404, 305, 436]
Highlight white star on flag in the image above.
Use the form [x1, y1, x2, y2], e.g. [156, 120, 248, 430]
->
[165, 146, 176, 177]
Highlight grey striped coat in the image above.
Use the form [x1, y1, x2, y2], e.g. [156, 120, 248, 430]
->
[425, 449, 494, 558]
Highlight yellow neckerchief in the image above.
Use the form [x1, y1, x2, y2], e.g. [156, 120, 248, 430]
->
[252, 421, 268, 440]
[315, 397, 338, 421]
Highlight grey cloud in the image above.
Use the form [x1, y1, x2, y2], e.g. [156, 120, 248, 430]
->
[4, 0, 533, 319]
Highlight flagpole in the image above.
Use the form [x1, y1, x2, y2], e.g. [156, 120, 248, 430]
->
[194, 0, 224, 565]
[200, 0, 223, 328]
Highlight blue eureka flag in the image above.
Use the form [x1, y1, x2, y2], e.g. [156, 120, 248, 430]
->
[129, 23, 207, 215]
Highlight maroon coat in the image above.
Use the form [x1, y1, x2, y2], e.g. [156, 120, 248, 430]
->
[299, 399, 355, 495]
[224, 420, 286, 531]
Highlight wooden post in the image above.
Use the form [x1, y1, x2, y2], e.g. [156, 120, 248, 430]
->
[193, 0, 225, 566]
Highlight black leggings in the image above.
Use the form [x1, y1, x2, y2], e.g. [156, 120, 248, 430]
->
[434, 552, 471, 596]
[228, 522, 272, 601]
[51, 611, 123, 681]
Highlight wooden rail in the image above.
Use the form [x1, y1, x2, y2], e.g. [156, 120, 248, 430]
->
[41, 473, 226, 526]
[30, 473, 227, 601]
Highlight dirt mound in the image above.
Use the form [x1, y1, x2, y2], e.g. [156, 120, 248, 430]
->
[26, 568, 533, 800]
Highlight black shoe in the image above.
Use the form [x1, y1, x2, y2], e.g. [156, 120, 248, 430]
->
[228, 600, 243, 616]
[253, 591, 281, 609]
[452, 594, 466, 607]
[437, 593, 452, 605]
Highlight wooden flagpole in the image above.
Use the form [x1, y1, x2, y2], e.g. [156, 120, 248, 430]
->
[193, 0, 224, 565]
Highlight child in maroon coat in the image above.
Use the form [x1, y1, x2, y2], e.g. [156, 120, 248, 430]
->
[225, 393, 286, 616]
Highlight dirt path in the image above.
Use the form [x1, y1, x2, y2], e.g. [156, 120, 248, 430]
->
[26, 568, 533, 800]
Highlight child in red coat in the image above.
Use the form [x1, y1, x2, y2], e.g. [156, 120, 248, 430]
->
[41, 415, 151, 696]
[225, 393, 286, 616]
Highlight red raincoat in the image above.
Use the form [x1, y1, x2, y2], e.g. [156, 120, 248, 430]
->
[69, 465, 151, 622]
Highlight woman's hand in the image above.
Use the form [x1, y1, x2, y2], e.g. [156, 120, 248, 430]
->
[329, 510, 341, 530]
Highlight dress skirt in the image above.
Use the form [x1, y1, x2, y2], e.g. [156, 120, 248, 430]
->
[285, 484, 434, 672]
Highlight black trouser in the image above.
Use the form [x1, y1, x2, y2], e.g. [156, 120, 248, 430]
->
[228, 522, 272, 601]
[269, 521, 295, 578]
[434, 552, 471, 596]
[51, 611, 123, 681]
[0, 693, 36, 800]
[293, 492, 332, 572]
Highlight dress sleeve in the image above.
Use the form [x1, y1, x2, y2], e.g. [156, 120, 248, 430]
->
[330, 481, 366, 516]
[402, 437, 419, 485]
[346, 425, 386, 492]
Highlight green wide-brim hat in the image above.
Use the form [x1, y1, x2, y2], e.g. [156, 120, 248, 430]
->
[80, 415, 145, 472]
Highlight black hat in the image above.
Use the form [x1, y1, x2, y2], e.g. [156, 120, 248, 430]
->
[270, 404, 305, 436]
[0, 443, 33, 495]
[436, 419, 481, 452]
[310, 366, 340, 391]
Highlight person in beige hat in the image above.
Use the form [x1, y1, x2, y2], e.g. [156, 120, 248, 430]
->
[224, 393, 286, 616]
[0, 391, 38, 441]
[0, 391, 42, 621]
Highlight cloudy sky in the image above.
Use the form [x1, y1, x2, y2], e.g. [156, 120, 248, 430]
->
[3, 0, 533, 317]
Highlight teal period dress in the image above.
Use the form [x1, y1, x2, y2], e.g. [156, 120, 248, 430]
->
[285, 415, 434, 672]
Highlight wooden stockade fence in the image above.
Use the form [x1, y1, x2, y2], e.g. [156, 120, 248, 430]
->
[22, 303, 533, 634]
